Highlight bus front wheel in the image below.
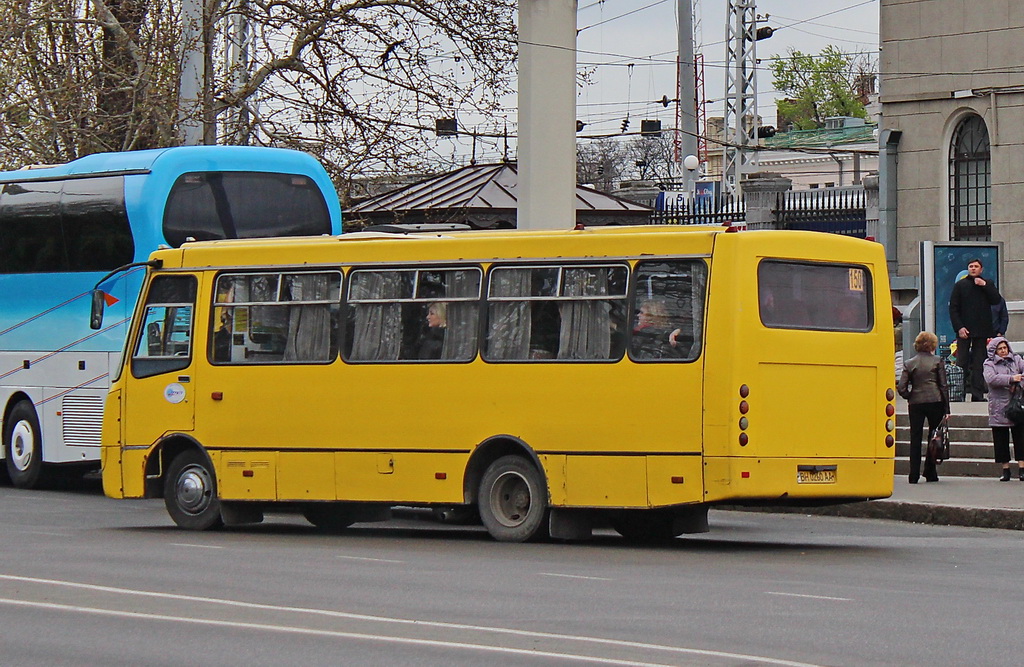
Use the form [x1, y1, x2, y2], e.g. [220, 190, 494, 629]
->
[478, 455, 549, 543]
[164, 450, 224, 531]
[4, 401, 44, 489]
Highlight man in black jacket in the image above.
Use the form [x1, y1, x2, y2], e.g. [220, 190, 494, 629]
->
[949, 258, 1002, 401]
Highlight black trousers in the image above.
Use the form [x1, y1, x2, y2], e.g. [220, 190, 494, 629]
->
[956, 336, 988, 399]
[908, 402, 944, 481]
[992, 425, 1024, 463]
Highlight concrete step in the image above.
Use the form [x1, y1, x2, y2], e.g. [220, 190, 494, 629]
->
[894, 457, 1007, 478]
[897, 426, 992, 443]
[896, 441, 992, 459]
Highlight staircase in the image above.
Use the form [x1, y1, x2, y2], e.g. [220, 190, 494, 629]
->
[895, 413, 1003, 478]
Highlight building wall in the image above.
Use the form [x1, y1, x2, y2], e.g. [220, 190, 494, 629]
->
[881, 0, 1024, 325]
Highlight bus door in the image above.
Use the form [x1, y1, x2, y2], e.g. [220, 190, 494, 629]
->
[123, 274, 200, 448]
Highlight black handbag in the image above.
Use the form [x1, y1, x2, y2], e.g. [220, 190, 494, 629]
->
[927, 417, 950, 464]
[1005, 385, 1024, 425]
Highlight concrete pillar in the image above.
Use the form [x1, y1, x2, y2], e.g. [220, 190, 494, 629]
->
[518, 0, 577, 230]
[742, 173, 792, 230]
[863, 174, 880, 242]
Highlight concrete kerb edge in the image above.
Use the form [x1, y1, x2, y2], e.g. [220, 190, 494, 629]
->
[720, 501, 1024, 531]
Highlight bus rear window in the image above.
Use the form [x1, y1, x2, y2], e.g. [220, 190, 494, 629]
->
[163, 172, 331, 246]
[758, 260, 872, 331]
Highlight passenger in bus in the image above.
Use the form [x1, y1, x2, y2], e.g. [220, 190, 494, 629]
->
[213, 311, 232, 362]
[416, 302, 447, 359]
[897, 331, 949, 484]
[631, 299, 681, 359]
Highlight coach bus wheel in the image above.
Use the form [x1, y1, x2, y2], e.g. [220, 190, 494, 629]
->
[478, 455, 549, 543]
[609, 510, 680, 543]
[4, 401, 45, 489]
[164, 450, 224, 531]
[303, 505, 357, 533]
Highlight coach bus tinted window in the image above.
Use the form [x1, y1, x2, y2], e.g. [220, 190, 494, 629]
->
[758, 260, 873, 331]
[0, 177, 132, 273]
[163, 172, 331, 246]
[629, 260, 707, 362]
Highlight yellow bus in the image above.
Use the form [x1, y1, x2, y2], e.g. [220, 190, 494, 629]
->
[95, 225, 896, 542]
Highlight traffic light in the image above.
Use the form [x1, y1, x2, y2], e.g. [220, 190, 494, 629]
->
[755, 26, 774, 40]
[757, 125, 777, 138]
[621, 118, 630, 133]
[435, 118, 457, 137]
[576, 120, 586, 132]
[640, 120, 662, 137]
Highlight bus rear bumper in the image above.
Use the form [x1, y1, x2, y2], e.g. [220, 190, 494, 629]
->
[702, 456, 895, 504]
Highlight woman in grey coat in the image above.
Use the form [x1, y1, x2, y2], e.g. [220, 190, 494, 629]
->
[982, 336, 1024, 481]
[898, 331, 950, 483]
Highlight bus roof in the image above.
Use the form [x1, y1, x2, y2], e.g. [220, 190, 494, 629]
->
[160, 225, 882, 270]
[0, 146, 324, 184]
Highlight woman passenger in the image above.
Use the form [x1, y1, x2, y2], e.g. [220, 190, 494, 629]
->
[416, 302, 447, 360]
[982, 337, 1024, 481]
[897, 331, 949, 483]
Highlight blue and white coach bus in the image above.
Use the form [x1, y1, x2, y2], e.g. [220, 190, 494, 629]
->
[0, 146, 342, 488]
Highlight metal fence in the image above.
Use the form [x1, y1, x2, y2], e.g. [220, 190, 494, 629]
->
[648, 194, 746, 226]
[774, 187, 867, 238]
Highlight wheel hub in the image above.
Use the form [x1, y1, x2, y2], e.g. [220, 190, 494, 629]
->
[9, 421, 35, 472]
[176, 465, 213, 515]
[491, 471, 531, 527]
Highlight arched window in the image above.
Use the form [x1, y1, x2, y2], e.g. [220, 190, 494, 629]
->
[949, 115, 991, 241]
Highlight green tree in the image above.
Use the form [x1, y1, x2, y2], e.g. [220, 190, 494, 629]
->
[769, 46, 874, 130]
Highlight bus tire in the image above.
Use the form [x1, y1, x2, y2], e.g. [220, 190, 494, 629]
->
[478, 455, 549, 543]
[164, 450, 223, 531]
[303, 505, 357, 533]
[4, 400, 45, 489]
[609, 510, 681, 543]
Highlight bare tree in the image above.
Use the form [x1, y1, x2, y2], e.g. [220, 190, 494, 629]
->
[0, 0, 516, 186]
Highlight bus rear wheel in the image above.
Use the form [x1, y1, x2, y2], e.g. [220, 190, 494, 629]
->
[478, 455, 548, 543]
[4, 401, 45, 489]
[164, 450, 223, 531]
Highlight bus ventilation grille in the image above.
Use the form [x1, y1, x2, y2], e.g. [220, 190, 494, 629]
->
[61, 395, 104, 448]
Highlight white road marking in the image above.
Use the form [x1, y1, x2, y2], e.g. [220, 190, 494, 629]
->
[539, 572, 614, 581]
[0, 574, 823, 667]
[169, 543, 225, 550]
[765, 592, 852, 602]
[337, 556, 405, 564]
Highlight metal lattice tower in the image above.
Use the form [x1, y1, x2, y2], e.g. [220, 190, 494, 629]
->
[722, 0, 760, 195]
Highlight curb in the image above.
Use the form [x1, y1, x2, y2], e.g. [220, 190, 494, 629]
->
[723, 501, 1024, 531]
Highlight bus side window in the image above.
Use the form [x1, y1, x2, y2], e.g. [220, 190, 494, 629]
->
[131, 275, 197, 379]
[629, 260, 707, 362]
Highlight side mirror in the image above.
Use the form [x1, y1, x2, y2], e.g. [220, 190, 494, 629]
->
[90, 290, 105, 330]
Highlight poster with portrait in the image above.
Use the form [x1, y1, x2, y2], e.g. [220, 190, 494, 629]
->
[920, 241, 1002, 354]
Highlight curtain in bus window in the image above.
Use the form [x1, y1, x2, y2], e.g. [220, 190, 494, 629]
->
[558, 267, 612, 360]
[486, 269, 531, 360]
[283, 274, 336, 362]
[349, 271, 402, 361]
[442, 270, 481, 360]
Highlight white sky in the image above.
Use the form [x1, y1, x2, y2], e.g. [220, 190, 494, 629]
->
[434, 0, 879, 166]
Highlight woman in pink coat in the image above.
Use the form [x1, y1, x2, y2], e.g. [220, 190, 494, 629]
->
[982, 337, 1024, 481]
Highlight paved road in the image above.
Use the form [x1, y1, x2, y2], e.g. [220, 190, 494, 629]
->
[0, 481, 1020, 666]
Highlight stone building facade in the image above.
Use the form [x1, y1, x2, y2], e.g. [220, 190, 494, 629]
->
[881, 0, 1024, 332]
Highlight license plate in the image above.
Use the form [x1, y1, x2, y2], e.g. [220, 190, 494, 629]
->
[797, 469, 836, 484]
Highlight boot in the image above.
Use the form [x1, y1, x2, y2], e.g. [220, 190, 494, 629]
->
[1019, 469, 1024, 482]
[1000, 468, 1011, 482]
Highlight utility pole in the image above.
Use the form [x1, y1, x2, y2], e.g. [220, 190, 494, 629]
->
[179, 0, 204, 145]
[676, 0, 698, 168]
[518, 0, 577, 230]
[722, 0, 763, 195]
